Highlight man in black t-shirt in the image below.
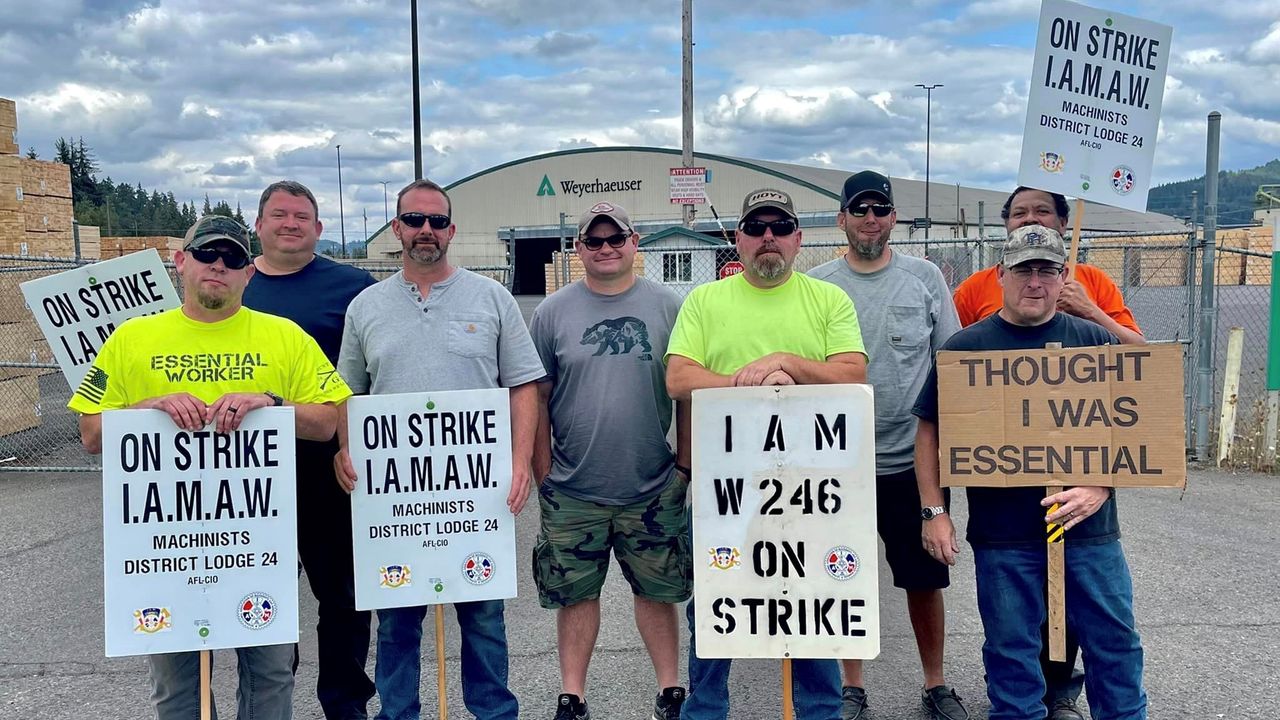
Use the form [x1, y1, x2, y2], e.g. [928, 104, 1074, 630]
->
[244, 180, 378, 720]
[912, 225, 1147, 720]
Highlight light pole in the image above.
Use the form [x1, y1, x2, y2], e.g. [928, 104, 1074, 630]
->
[915, 83, 943, 241]
[336, 144, 347, 258]
[411, 0, 423, 180]
[380, 181, 390, 225]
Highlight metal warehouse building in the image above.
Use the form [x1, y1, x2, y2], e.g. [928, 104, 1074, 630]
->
[365, 146, 1187, 295]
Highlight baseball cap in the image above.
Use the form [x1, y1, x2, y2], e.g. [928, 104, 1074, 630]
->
[183, 215, 252, 256]
[1002, 224, 1067, 268]
[740, 188, 798, 222]
[840, 171, 893, 209]
[577, 201, 635, 239]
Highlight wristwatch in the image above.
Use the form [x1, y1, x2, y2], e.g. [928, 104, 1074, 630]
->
[264, 391, 285, 407]
[920, 505, 947, 521]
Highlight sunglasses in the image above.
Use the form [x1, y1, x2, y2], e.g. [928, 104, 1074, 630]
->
[398, 212, 451, 230]
[739, 218, 798, 237]
[580, 233, 629, 251]
[846, 203, 894, 218]
[189, 246, 251, 270]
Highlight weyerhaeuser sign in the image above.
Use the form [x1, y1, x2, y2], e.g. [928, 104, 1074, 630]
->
[347, 389, 517, 610]
[691, 385, 880, 660]
[101, 408, 298, 657]
[937, 343, 1185, 488]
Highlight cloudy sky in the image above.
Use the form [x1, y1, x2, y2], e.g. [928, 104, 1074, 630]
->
[2, 0, 1277, 240]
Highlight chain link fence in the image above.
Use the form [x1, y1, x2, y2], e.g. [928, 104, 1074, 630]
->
[1, 230, 1275, 472]
[0, 255, 506, 472]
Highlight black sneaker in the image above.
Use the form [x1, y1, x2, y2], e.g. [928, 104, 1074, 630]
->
[1047, 697, 1085, 720]
[922, 685, 969, 720]
[553, 693, 590, 720]
[841, 686, 869, 720]
[652, 686, 686, 720]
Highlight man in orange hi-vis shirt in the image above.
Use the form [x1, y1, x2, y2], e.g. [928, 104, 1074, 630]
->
[953, 187, 1145, 346]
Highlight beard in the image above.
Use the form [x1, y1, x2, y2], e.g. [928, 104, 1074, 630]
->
[751, 252, 788, 281]
[407, 242, 444, 264]
[848, 227, 890, 261]
[196, 290, 228, 310]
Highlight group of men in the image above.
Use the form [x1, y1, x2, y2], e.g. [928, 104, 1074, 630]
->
[69, 172, 1149, 720]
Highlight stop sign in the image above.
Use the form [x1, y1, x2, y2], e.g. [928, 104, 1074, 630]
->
[720, 261, 745, 279]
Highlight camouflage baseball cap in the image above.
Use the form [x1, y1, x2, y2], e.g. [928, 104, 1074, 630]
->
[1002, 224, 1067, 268]
[183, 215, 252, 256]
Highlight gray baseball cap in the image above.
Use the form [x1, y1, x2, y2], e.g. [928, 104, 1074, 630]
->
[1002, 224, 1067, 268]
[577, 201, 635, 239]
[740, 188, 798, 222]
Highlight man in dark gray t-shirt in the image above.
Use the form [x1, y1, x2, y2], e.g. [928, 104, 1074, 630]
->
[529, 201, 691, 720]
[808, 171, 967, 720]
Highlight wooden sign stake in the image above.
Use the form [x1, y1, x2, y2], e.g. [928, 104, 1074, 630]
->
[200, 650, 212, 720]
[436, 605, 448, 719]
[1044, 339, 1067, 663]
[781, 658, 794, 720]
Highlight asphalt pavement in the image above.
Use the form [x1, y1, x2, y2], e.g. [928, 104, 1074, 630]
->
[2, 464, 1277, 719]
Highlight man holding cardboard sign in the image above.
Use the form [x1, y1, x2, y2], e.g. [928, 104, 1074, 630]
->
[913, 225, 1147, 720]
[666, 187, 867, 720]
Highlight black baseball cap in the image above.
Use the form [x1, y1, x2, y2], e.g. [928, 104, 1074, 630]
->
[840, 171, 894, 209]
[183, 215, 252, 256]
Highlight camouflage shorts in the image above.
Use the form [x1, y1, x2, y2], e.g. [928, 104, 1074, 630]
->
[532, 477, 692, 609]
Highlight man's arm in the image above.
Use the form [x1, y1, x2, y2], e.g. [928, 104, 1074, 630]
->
[532, 380, 553, 482]
[674, 399, 691, 472]
[334, 400, 358, 492]
[507, 381, 539, 514]
[205, 392, 336, 440]
[915, 418, 960, 566]
[79, 414, 103, 455]
[731, 351, 867, 387]
[666, 355, 734, 400]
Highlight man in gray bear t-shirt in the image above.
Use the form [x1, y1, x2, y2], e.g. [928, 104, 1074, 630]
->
[529, 201, 691, 720]
[808, 171, 966, 720]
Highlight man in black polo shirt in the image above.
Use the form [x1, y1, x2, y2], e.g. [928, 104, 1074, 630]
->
[244, 180, 378, 720]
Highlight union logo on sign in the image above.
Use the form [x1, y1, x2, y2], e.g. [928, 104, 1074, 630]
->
[238, 592, 276, 630]
[462, 553, 495, 585]
[1111, 166, 1136, 195]
[824, 546, 860, 581]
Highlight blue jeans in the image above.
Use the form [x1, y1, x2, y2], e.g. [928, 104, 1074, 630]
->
[973, 540, 1146, 720]
[149, 644, 296, 720]
[682, 599, 842, 720]
[374, 600, 517, 720]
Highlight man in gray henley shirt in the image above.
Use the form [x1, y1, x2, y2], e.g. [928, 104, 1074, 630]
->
[334, 179, 544, 720]
[808, 171, 965, 720]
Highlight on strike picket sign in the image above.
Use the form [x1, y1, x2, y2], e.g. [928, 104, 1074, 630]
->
[348, 388, 517, 610]
[101, 408, 298, 657]
[20, 249, 180, 389]
[1017, 0, 1173, 212]
[692, 384, 879, 659]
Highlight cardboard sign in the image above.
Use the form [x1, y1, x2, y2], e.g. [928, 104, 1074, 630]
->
[691, 385, 879, 659]
[1017, 0, 1173, 213]
[348, 389, 517, 610]
[937, 343, 1185, 488]
[669, 167, 707, 204]
[101, 408, 298, 657]
[20, 249, 180, 389]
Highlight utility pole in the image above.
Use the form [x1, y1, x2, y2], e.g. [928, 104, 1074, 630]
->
[380, 181, 390, 225]
[336, 144, 347, 258]
[1194, 111, 1221, 461]
[681, 0, 695, 228]
[915, 83, 943, 241]
[411, 0, 423, 180]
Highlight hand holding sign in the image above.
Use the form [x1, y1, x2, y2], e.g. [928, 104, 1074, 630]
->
[133, 392, 208, 431]
[207, 392, 276, 434]
[1041, 485, 1110, 531]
